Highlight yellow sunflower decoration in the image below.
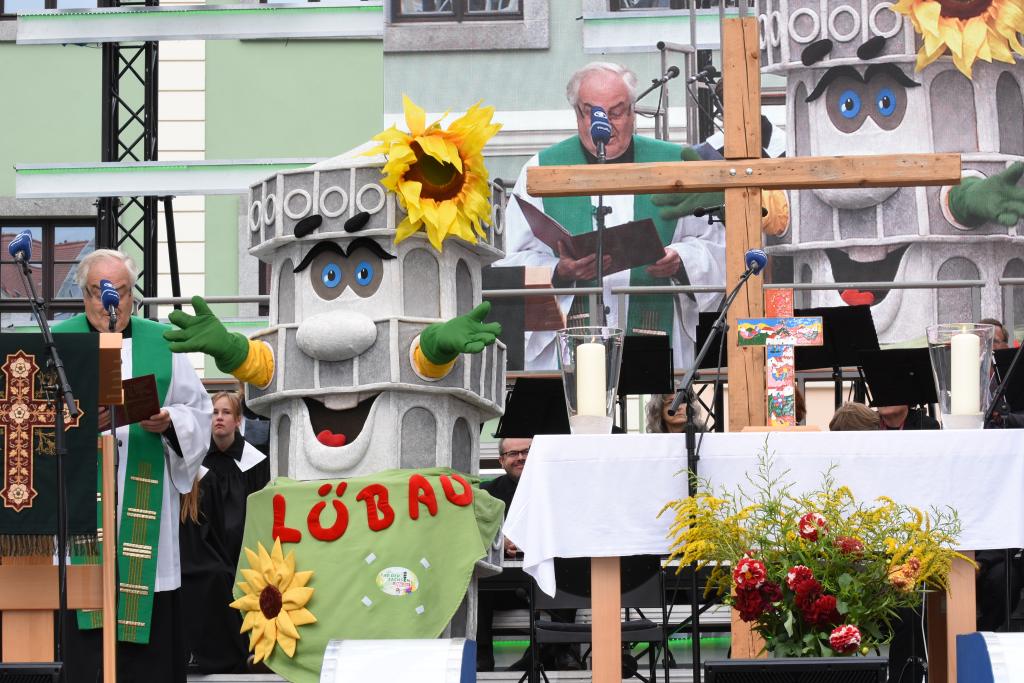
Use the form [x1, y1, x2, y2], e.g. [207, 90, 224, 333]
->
[367, 95, 501, 251]
[893, 0, 1024, 77]
[230, 539, 316, 663]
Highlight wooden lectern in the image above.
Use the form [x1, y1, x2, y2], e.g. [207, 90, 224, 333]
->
[0, 332, 121, 682]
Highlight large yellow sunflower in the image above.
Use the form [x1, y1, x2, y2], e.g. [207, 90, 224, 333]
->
[366, 95, 501, 251]
[893, 0, 1024, 77]
[230, 539, 317, 663]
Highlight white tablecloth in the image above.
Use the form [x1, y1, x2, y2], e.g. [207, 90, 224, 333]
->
[503, 431, 1024, 596]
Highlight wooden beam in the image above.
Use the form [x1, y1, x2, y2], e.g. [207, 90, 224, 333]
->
[102, 434, 117, 682]
[725, 187, 767, 430]
[722, 18, 761, 160]
[0, 564, 103, 610]
[525, 153, 962, 198]
[590, 557, 621, 683]
[927, 552, 976, 683]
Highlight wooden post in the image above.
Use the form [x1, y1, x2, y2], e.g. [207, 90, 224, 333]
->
[101, 434, 117, 682]
[927, 551, 976, 683]
[590, 557, 621, 683]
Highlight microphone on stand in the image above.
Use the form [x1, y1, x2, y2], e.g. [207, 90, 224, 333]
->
[669, 248, 768, 416]
[8, 230, 33, 265]
[693, 205, 725, 218]
[589, 105, 612, 162]
[687, 64, 719, 84]
[653, 65, 680, 86]
[99, 279, 120, 332]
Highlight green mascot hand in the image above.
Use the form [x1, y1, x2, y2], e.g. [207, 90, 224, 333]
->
[650, 146, 725, 222]
[163, 295, 250, 373]
[419, 301, 502, 365]
[948, 162, 1024, 228]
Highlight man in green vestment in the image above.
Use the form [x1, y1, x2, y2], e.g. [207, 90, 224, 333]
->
[55, 249, 212, 683]
[496, 62, 735, 372]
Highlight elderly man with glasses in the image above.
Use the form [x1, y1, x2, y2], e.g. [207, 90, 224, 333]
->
[497, 61, 753, 373]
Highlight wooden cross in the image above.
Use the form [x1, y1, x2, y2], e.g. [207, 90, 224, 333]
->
[737, 289, 822, 426]
[525, 17, 961, 683]
[0, 351, 81, 511]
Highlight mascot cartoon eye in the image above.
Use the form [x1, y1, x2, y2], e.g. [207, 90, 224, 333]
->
[354, 261, 375, 287]
[838, 89, 861, 119]
[321, 262, 343, 289]
[875, 88, 897, 117]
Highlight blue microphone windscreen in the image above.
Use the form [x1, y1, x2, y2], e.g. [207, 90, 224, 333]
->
[8, 230, 32, 260]
[589, 107, 612, 144]
[745, 248, 768, 274]
[100, 279, 120, 307]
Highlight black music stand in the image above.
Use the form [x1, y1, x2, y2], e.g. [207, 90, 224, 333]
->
[795, 305, 879, 408]
[493, 377, 570, 439]
[993, 347, 1024, 412]
[859, 348, 938, 409]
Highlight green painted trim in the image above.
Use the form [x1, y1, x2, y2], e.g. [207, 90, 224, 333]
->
[18, 163, 312, 175]
[19, 5, 381, 20]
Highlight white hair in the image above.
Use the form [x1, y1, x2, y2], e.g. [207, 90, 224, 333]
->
[565, 62, 639, 108]
[75, 249, 140, 290]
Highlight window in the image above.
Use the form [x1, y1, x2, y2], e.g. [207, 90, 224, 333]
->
[608, 0, 748, 9]
[0, 220, 96, 326]
[1, 0, 97, 19]
[391, 0, 522, 22]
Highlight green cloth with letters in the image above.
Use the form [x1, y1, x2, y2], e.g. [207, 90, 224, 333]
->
[237, 468, 503, 683]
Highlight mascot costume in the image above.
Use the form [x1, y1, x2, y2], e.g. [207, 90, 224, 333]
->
[166, 98, 507, 681]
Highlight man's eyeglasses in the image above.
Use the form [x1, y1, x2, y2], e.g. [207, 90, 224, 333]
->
[500, 448, 530, 459]
[576, 103, 632, 122]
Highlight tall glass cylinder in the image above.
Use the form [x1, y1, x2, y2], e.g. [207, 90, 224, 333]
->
[927, 323, 995, 430]
[555, 327, 624, 434]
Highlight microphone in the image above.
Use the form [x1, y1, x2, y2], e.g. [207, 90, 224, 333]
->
[7, 230, 32, 264]
[687, 64, 719, 84]
[589, 105, 612, 162]
[99, 279, 120, 332]
[650, 65, 681, 87]
[744, 248, 768, 276]
[693, 205, 724, 218]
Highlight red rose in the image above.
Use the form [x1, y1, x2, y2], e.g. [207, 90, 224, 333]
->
[734, 587, 767, 622]
[835, 536, 864, 556]
[786, 565, 813, 590]
[733, 556, 767, 590]
[807, 595, 842, 628]
[829, 624, 862, 654]
[760, 580, 782, 603]
[798, 512, 829, 541]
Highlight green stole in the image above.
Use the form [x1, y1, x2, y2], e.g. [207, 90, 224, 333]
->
[539, 135, 682, 337]
[55, 315, 172, 644]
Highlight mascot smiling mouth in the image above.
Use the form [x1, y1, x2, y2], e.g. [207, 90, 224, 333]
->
[303, 394, 379, 447]
[824, 245, 909, 307]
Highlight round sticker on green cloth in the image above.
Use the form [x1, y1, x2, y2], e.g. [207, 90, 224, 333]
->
[376, 567, 419, 596]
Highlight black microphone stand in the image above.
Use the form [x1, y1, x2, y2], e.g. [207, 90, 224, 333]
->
[12, 254, 80, 672]
[667, 260, 761, 683]
[593, 141, 611, 327]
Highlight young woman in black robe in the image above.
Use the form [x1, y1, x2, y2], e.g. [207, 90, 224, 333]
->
[180, 391, 270, 673]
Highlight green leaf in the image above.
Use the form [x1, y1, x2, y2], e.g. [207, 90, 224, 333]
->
[836, 599, 849, 614]
[837, 573, 854, 590]
[784, 611, 795, 637]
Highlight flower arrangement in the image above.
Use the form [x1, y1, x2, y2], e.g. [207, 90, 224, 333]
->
[661, 455, 969, 657]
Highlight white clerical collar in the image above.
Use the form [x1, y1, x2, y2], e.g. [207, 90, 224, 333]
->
[235, 440, 267, 473]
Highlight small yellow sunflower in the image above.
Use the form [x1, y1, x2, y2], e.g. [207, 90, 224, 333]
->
[366, 95, 501, 251]
[230, 539, 316, 663]
[893, 0, 1024, 77]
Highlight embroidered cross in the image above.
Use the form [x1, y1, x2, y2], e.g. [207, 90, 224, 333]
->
[0, 351, 82, 511]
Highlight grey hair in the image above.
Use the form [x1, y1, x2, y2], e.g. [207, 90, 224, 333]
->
[645, 393, 705, 433]
[75, 249, 140, 290]
[979, 317, 1008, 339]
[566, 62, 639, 108]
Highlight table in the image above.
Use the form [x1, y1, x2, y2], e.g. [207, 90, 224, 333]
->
[503, 430, 1024, 681]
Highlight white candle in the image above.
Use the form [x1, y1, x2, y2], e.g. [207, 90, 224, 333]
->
[576, 342, 607, 417]
[950, 331, 981, 415]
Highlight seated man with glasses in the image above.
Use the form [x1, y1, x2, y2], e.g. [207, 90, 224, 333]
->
[497, 61, 788, 373]
[477, 437, 579, 672]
